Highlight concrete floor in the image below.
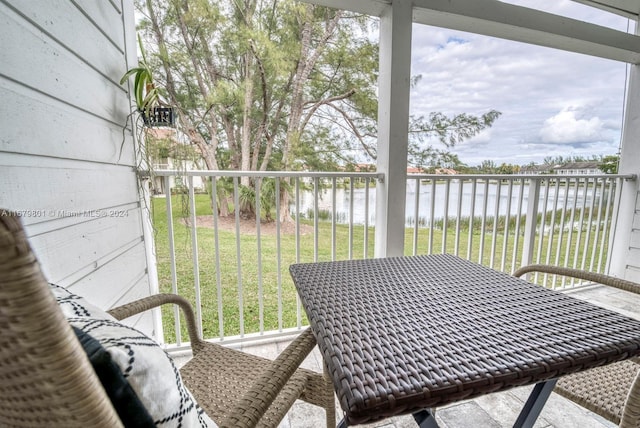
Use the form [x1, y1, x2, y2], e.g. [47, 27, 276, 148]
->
[174, 283, 640, 427]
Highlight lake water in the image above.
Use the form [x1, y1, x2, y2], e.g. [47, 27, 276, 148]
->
[295, 181, 605, 226]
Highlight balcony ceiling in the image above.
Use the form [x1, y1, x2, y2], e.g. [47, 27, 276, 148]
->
[575, 0, 640, 17]
[302, 0, 640, 63]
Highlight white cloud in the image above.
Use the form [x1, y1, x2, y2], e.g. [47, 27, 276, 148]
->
[466, 128, 493, 144]
[539, 107, 604, 144]
[408, 2, 629, 166]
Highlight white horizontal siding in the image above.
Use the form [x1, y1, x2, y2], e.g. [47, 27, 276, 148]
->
[0, 1, 130, 124]
[75, 0, 125, 47]
[5, 0, 125, 80]
[66, 241, 149, 309]
[0, 157, 139, 225]
[630, 229, 640, 249]
[627, 247, 640, 273]
[626, 265, 640, 283]
[630, 191, 640, 234]
[0, 81, 135, 165]
[0, 0, 155, 334]
[628, 189, 640, 280]
[27, 210, 143, 288]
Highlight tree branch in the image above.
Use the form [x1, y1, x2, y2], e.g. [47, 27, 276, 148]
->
[301, 88, 356, 131]
[322, 101, 377, 159]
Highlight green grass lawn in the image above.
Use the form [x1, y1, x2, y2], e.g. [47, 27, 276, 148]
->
[151, 194, 611, 343]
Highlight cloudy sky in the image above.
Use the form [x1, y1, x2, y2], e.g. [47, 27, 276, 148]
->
[408, 0, 633, 167]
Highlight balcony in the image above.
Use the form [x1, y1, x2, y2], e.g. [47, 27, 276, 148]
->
[4, 0, 640, 426]
[149, 170, 633, 347]
[148, 169, 635, 425]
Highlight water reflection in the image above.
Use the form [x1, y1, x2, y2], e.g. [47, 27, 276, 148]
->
[295, 180, 605, 226]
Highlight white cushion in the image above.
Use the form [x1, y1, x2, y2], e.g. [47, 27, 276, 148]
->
[50, 284, 217, 428]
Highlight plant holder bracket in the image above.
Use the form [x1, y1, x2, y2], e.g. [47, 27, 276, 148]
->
[142, 106, 175, 127]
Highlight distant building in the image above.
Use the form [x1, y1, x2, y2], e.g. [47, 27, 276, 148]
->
[551, 161, 602, 175]
[434, 167, 457, 175]
[354, 163, 376, 172]
[520, 161, 602, 175]
[520, 164, 551, 175]
[146, 128, 206, 194]
[406, 167, 424, 174]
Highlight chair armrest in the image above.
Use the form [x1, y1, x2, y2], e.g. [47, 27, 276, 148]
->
[516, 265, 640, 427]
[111, 296, 325, 426]
[222, 328, 318, 427]
[107, 293, 202, 347]
[514, 264, 640, 295]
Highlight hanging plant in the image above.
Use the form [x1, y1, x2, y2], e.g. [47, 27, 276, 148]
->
[120, 35, 174, 127]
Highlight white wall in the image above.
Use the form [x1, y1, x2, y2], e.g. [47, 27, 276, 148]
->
[0, 0, 157, 334]
[609, 22, 640, 283]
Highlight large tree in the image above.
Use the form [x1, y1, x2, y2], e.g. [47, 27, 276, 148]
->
[136, 0, 500, 220]
[138, 1, 373, 170]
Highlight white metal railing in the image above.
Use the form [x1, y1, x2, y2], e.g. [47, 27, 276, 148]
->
[147, 170, 632, 347]
[149, 171, 382, 348]
[405, 174, 628, 283]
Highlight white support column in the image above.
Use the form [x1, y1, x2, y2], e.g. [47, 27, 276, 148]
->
[608, 20, 640, 279]
[609, 106, 640, 276]
[375, 0, 413, 258]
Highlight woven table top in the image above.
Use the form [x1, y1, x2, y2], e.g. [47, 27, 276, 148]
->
[289, 254, 640, 425]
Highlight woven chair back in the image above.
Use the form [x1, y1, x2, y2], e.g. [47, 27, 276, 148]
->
[0, 213, 123, 428]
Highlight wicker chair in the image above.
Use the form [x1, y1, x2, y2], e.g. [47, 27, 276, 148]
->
[0, 212, 335, 428]
[514, 264, 640, 428]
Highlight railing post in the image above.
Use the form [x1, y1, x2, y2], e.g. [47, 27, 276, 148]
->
[187, 177, 203, 338]
[521, 178, 540, 268]
[606, 177, 626, 274]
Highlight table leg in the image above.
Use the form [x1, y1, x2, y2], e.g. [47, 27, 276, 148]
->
[337, 409, 440, 427]
[413, 409, 440, 427]
[513, 379, 558, 428]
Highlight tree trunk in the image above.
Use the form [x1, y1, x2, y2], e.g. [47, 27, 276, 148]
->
[278, 6, 342, 224]
[279, 178, 293, 224]
[240, 52, 254, 188]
